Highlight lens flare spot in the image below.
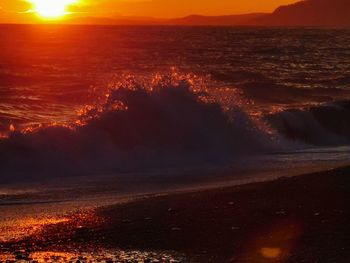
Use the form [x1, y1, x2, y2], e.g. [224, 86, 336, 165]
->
[9, 124, 15, 132]
[260, 247, 282, 259]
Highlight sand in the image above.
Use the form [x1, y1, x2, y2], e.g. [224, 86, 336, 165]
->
[1, 166, 350, 262]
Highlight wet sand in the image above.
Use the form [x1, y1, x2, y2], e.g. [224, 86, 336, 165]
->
[1, 166, 350, 262]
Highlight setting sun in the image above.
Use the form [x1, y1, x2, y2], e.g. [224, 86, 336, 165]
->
[29, 0, 77, 18]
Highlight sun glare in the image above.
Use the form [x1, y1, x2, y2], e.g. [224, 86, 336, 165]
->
[29, 0, 77, 19]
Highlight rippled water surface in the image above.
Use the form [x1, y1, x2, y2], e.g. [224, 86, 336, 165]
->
[1, 25, 350, 133]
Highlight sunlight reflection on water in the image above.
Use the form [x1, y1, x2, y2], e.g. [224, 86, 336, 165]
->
[0, 217, 69, 243]
[0, 249, 184, 262]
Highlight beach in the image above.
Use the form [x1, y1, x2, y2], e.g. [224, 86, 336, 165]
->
[1, 6, 350, 263]
[1, 166, 349, 262]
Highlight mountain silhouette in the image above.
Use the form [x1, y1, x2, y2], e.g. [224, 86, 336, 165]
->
[256, 0, 350, 26]
[168, 14, 265, 26]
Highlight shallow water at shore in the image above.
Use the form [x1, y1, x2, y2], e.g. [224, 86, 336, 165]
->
[1, 165, 350, 262]
[0, 145, 349, 249]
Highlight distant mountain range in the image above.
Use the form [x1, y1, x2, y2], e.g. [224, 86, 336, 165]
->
[62, 0, 350, 27]
[167, 13, 266, 26]
[255, 0, 350, 26]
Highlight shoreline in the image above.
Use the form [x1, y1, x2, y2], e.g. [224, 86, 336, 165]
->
[1, 166, 350, 262]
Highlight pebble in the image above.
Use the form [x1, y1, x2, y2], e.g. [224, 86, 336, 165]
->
[0, 249, 185, 263]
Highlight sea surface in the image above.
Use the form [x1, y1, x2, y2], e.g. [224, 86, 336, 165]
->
[1, 25, 350, 132]
[0, 25, 350, 260]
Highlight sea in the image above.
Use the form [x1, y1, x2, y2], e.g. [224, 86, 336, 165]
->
[0, 24, 350, 260]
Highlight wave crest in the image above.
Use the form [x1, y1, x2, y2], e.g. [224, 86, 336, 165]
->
[0, 72, 272, 180]
[267, 101, 350, 146]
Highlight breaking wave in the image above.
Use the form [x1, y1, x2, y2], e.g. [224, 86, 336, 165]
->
[0, 72, 274, 180]
[266, 100, 350, 146]
[0, 71, 349, 181]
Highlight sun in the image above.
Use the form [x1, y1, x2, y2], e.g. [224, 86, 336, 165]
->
[29, 0, 77, 19]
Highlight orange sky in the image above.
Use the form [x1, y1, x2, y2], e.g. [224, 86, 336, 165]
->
[0, 0, 299, 22]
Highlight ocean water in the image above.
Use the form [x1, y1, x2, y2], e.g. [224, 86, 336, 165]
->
[1, 25, 350, 132]
[1, 25, 350, 177]
[0, 25, 350, 256]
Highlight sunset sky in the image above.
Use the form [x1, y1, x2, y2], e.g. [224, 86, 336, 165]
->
[0, 0, 299, 22]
